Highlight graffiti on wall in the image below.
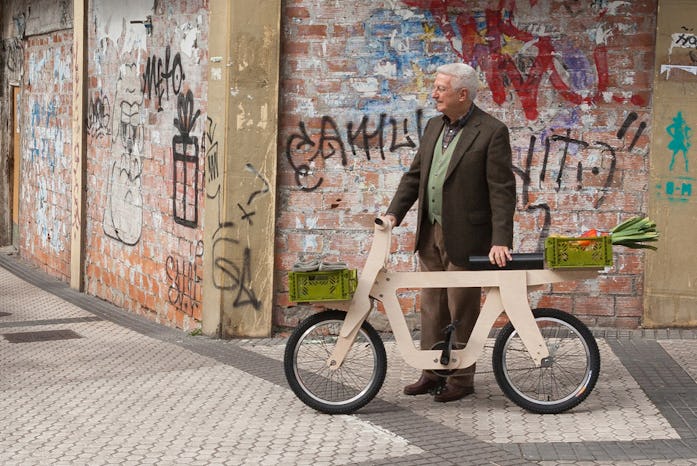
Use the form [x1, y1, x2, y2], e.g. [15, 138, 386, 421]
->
[142, 45, 186, 112]
[87, 90, 111, 139]
[515, 112, 647, 247]
[28, 97, 65, 173]
[205, 116, 265, 310]
[16, 33, 75, 279]
[400, 1, 645, 120]
[98, 40, 196, 245]
[35, 179, 65, 254]
[661, 26, 697, 78]
[204, 116, 220, 183]
[166, 240, 204, 316]
[673, 27, 697, 52]
[654, 23, 696, 204]
[287, 109, 648, 246]
[172, 89, 201, 228]
[285, 110, 423, 191]
[666, 111, 691, 172]
[103, 63, 144, 245]
[3, 38, 23, 74]
[655, 110, 694, 204]
[240, 163, 271, 214]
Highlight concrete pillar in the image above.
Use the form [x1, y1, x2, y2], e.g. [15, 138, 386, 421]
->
[70, 0, 87, 291]
[203, 0, 281, 337]
[645, 0, 697, 326]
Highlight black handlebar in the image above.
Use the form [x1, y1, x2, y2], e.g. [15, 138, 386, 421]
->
[468, 253, 544, 271]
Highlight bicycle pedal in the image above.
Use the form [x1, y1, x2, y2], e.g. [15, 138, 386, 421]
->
[429, 382, 446, 395]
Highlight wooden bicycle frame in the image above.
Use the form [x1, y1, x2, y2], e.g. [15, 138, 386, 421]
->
[324, 220, 598, 372]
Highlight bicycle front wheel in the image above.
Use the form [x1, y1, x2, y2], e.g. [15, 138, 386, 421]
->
[284, 310, 387, 414]
[492, 308, 600, 414]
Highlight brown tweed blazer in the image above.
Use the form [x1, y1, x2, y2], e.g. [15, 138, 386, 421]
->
[386, 105, 516, 267]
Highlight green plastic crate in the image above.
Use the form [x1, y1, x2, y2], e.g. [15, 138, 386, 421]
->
[288, 269, 357, 302]
[544, 236, 613, 268]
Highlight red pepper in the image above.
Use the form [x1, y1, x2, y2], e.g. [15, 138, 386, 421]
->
[577, 229, 598, 248]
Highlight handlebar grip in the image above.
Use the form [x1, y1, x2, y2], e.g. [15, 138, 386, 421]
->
[468, 253, 544, 270]
[375, 217, 393, 230]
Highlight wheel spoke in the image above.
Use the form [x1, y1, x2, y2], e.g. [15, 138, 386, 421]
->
[284, 311, 387, 414]
[493, 309, 600, 414]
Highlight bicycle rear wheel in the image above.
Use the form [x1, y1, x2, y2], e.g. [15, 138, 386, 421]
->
[492, 308, 600, 414]
[284, 310, 387, 414]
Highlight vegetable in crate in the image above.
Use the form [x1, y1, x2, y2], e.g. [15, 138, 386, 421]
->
[610, 216, 659, 250]
[577, 229, 599, 248]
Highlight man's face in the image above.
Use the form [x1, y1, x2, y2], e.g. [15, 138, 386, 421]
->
[432, 73, 467, 119]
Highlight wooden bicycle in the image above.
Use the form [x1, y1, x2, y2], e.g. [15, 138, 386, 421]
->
[284, 218, 601, 415]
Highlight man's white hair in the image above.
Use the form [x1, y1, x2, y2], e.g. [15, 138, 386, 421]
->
[436, 63, 479, 101]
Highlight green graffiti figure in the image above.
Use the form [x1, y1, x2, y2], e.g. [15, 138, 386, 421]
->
[666, 111, 691, 172]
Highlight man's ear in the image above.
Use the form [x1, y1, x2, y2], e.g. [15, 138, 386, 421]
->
[458, 88, 468, 102]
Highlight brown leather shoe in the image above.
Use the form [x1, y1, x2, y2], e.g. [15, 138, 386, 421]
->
[433, 384, 474, 403]
[403, 374, 444, 396]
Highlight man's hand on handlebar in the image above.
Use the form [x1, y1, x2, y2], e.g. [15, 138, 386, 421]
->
[376, 214, 397, 230]
[489, 245, 512, 267]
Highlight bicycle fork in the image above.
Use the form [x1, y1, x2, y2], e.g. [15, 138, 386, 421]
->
[327, 323, 363, 371]
[326, 276, 376, 371]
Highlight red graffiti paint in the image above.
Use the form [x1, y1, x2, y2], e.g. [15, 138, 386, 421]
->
[403, 0, 645, 120]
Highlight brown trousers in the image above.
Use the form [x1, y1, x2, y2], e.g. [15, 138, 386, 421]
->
[417, 221, 481, 388]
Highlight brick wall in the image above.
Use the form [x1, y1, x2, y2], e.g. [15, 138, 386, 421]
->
[19, 30, 73, 280]
[11, 0, 658, 332]
[276, 0, 657, 329]
[82, 1, 209, 329]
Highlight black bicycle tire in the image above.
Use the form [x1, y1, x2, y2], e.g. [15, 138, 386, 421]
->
[492, 307, 600, 414]
[284, 310, 387, 414]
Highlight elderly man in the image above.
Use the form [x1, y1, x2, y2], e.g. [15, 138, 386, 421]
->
[385, 63, 516, 402]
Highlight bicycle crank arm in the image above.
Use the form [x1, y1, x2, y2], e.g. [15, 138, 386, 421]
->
[439, 322, 458, 365]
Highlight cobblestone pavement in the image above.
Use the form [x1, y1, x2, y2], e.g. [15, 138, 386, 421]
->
[2, 250, 697, 465]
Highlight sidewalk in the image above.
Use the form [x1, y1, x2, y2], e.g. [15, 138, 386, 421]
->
[2, 250, 697, 465]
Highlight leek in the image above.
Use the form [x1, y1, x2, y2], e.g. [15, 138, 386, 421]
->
[610, 216, 659, 250]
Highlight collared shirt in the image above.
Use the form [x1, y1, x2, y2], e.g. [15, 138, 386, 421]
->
[441, 104, 474, 151]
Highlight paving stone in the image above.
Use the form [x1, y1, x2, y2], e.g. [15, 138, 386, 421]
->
[5, 254, 697, 465]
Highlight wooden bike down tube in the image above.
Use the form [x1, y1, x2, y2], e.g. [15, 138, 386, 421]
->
[327, 219, 392, 370]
